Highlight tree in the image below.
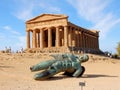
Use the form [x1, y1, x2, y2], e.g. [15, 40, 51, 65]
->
[116, 42, 120, 56]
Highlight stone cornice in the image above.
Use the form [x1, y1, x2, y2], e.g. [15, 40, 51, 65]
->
[26, 14, 68, 24]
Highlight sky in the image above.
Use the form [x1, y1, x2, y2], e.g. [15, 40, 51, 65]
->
[0, 0, 120, 53]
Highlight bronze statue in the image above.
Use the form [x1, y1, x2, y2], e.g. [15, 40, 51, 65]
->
[30, 53, 89, 80]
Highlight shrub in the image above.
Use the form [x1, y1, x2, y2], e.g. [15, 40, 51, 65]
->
[116, 42, 120, 56]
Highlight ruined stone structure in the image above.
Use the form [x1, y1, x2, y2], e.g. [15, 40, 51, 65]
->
[26, 14, 100, 53]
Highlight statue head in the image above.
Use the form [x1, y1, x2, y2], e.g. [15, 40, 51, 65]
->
[78, 54, 89, 63]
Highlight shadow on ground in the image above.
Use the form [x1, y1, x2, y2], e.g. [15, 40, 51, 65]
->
[82, 74, 118, 78]
[0, 65, 14, 68]
[36, 74, 118, 81]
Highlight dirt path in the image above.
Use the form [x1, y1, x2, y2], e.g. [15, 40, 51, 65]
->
[0, 53, 120, 90]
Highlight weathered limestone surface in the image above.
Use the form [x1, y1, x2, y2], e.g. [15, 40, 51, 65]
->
[26, 14, 100, 53]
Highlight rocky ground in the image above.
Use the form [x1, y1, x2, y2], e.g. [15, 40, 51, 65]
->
[0, 53, 120, 90]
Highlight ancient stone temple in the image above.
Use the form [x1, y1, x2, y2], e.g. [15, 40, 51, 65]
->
[26, 14, 100, 53]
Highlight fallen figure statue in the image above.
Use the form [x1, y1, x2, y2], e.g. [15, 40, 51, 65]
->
[30, 53, 89, 80]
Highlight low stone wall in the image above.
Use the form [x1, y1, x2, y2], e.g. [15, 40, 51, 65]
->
[25, 46, 102, 54]
[25, 47, 70, 53]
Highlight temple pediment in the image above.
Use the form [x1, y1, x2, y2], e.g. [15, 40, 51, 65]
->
[26, 14, 68, 23]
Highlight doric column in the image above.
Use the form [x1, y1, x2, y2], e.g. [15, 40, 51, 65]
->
[37, 32, 40, 48]
[77, 30, 79, 47]
[86, 35, 88, 48]
[40, 29, 43, 48]
[81, 31, 83, 48]
[79, 32, 81, 47]
[82, 32, 85, 49]
[26, 30, 30, 48]
[84, 34, 86, 49]
[92, 37, 94, 49]
[32, 30, 37, 48]
[90, 36, 92, 49]
[48, 28, 52, 47]
[72, 28, 75, 47]
[88, 35, 90, 48]
[62, 30, 64, 46]
[97, 36, 99, 49]
[93, 37, 95, 49]
[56, 27, 60, 47]
[90, 36, 93, 49]
[64, 26, 68, 47]
[75, 30, 77, 47]
[95, 37, 96, 49]
[68, 27, 72, 47]
[80, 31, 82, 48]
[94, 37, 96, 49]
[89, 36, 91, 49]
[95, 37, 98, 49]
[84, 35, 86, 48]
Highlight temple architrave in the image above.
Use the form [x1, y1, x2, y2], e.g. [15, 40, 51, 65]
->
[25, 14, 100, 53]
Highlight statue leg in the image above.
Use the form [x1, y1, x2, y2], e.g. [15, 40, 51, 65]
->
[30, 60, 57, 72]
[63, 69, 75, 77]
[63, 71, 74, 77]
[78, 66, 85, 77]
[34, 66, 59, 80]
[63, 66, 85, 77]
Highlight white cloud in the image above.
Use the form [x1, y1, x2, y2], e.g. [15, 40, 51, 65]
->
[2, 26, 20, 35]
[93, 14, 120, 38]
[67, 0, 110, 23]
[67, 0, 120, 39]
[13, 0, 61, 21]
[67, 0, 109, 23]
[14, 6, 34, 21]
[13, 0, 34, 21]
[39, 3, 61, 13]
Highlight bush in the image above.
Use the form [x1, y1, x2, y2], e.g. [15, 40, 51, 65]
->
[112, 54, 118, 59]
[116, 42, 120, 56]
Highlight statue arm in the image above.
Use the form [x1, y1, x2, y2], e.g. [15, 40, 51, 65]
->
[50, 54, 63, 60]
[50, 54, 69, 60]
[72, 64, 82, 77]
[30, 60, 57, 72]
[72, 69, 82, 77]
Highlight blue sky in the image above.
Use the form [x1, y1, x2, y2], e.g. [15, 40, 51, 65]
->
[0, 0, 120, 53]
